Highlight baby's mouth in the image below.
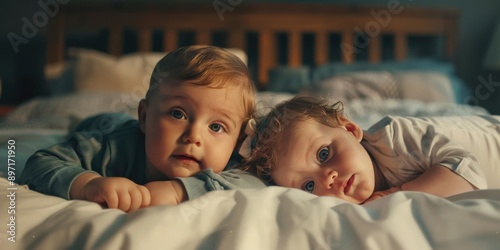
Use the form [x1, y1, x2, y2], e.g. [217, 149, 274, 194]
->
[173, 154, 201, 164]
[344, 175, 355, 194]
[174, 155, 198, 161]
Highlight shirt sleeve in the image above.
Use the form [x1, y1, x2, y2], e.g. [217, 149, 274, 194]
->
[364, 116, 487, 189]
[19, 131, 107, 200]
[411, 123, 487, 189]
[19, 113, 138, 199]
[176, 169, 267, 200]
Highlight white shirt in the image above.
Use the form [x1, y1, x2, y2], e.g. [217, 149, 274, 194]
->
[362, 115, 500, 189]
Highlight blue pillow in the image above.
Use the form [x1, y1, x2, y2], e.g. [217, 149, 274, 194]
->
[267, 66, 310, 93]
[45, 63, 76, 96]
[311, 59, 471, 104]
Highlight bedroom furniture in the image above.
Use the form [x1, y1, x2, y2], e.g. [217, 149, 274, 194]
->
[46, 3, 459, 87]
[1, 3, 499, 249]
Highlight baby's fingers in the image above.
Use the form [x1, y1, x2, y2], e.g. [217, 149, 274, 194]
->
[85, 178, 150, 212]
[125, 187, 147, 212]
[137, 185, 151, 208]
[115, 185, 150, 212]
[104, 191, 121, 210]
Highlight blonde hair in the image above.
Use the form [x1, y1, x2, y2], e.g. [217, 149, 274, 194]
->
[146, 45, 255, 121]
[244, 94, 346, 183]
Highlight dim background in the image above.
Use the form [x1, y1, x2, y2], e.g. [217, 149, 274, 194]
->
[1, 0, 499, 113]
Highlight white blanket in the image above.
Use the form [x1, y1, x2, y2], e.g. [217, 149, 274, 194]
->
[1, 177, 500, 250]
[0, 93, 496, 250]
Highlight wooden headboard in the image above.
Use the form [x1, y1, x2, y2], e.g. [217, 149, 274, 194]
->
[47, 3, 459, 87]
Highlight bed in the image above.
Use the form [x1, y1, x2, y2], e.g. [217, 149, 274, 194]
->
[1, 3, 500, 249]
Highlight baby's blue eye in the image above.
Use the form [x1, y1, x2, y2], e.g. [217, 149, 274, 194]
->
[169, 110, 186, 120]
[317, 147, 329, 163]
[209, 123, 223, 132]
[303, 181, 315, 193]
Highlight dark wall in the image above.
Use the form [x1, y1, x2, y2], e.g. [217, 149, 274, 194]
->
[1, 0, 499, 112]
[0, 1, 48, 104]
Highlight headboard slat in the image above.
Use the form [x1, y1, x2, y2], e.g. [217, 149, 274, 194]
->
[341, 30, 355, 64]
[196, 30, 211, 45]
[47, 13, 65, 63]
[369, 35, 382, 63]
[138, 28, 152, 52]
[288, 31, 302, 67]
[445, 19, 458, 59]
[163, 29, 177, 52]
[395, 32, 408, 61]
[258, 30, 276, 84]
[314, 31, 328, 65]
[228, 29, 245, 51]
[108, 27, 123, 57]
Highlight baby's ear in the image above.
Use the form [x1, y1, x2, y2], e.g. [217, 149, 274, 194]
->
[138, 99, 148, 133]
[341, 118, 363, 142]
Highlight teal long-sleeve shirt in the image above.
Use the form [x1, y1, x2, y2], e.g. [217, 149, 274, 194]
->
[19, 113, 265, 200]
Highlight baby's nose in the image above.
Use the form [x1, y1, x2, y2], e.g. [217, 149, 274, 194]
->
[321, 170, 338, 189]
[183, 124, 202, 146]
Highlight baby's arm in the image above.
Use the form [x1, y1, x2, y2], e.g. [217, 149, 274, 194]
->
[71, 173, 151, 212]
[144, 169, 267, 206]
[19, 144, 92, 199]
[144, 180, 187, 206]
[399, 165, 475, 196]
[365, 165, 475, 203]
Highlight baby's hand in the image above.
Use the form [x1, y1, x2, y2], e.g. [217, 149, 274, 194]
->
[363, 186, 401, 203]
[84, 177, 151, 212]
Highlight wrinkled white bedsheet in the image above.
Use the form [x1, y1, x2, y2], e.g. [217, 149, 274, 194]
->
[1, 177, 500, 250]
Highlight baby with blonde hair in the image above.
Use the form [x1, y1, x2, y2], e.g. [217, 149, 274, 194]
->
[21, 45, 261, 212]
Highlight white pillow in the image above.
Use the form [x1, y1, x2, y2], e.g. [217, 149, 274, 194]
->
[48, 48, 249, 98]
[0, 91, 138, 130]
[224, 48, 248, 66]
[69, 48, 164, 99]
[314, 71, 455, 103]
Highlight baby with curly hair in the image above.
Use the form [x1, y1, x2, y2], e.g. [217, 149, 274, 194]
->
[243, 94, 500, 204]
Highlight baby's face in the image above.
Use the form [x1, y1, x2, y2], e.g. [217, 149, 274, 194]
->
[271, 119, 376, 204]
[139, 81, 245, 180]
